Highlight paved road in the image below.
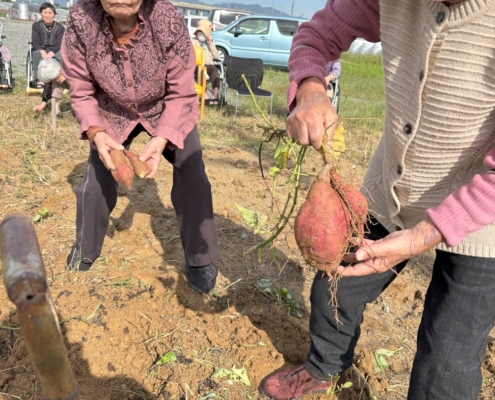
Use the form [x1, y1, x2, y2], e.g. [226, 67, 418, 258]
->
[1, 17, 44, 76]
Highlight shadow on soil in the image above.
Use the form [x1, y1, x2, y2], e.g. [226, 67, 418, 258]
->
[67, 158, 312, 367]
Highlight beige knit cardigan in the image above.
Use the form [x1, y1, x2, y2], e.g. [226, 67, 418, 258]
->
[364, 0, 495, 257]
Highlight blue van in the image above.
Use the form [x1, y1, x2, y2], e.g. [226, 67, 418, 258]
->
[211, 15, 308, 68]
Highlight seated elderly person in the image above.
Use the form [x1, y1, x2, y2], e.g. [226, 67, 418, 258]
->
[32, 54, 68, 116]
[191, 20, 221, 105]
[61, 0, 220, 293]
[31, 2, 65, 87]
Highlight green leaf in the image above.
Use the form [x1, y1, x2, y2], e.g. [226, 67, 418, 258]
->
[199, 393, 220, 400]
[211, 368, 231, 379]
[231, 366, 251, 386]
[38, 207, 49, 216]
[269, 166, 281, 177]
[211, 289, 219, 297]
[156, 351, 177, 365]
[373, 347, 402, 372]
[341, 381, 353, 389]
[32, 214, 41, 223]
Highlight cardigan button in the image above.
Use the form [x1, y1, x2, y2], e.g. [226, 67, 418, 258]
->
[419, 70, 424, 81]
[404, 123, 412, 134]
[437, 11, 445, 24]
[127, 81, 133, 88]
[397, 165, 403, 175]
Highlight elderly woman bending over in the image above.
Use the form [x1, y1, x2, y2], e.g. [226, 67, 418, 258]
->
[62, 0, 220, 293]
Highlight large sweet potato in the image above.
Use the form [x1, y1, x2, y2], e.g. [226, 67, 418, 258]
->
[294, 165, 350, 272]
[124, 150, 151, 179]
[110, 149, 134, 189]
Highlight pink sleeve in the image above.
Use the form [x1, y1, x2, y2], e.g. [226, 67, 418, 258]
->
[61, 36, 105, 139]
[427, 148, 495, 247]
[153, 44, 199, 149]
[287, 0, 380, 111]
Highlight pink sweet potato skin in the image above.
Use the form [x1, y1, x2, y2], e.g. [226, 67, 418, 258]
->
[124, 149, 151, 179]
[110, 149, 135, 189]
[294, 167, 350, 272]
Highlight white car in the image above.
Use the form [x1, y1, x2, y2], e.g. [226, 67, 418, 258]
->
[184, 15, 207, 38]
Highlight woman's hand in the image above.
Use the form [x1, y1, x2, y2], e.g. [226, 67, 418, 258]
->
[93, 131, 124, 170]
[47, 51, 55, 58]
[339, 220, 444, 277]
[33, 101, 47, 112]
[40, 50, 48, 59]
[286, 77, 337, 149]
[52, 74, 66, 84]
[139, 137, 168, 179]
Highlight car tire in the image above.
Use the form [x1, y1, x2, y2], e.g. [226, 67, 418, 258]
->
[217, 47, 228, 65]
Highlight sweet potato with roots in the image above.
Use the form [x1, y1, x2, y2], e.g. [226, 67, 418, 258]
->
[110, 149, 135, 189]
[124, 149, 151, 179]
[294, 164, 368, 310]
[295, 165, 368, 272]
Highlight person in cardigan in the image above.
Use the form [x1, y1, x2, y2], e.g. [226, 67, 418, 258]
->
[261, 0, 495, 399]
[324, 59, 340, 101]
[191, 20, 221, 105]
[62, 0, 220, 294]
[31, 3, 65, 87]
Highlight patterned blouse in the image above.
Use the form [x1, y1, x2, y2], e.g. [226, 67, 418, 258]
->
[61, 0, 198, 149]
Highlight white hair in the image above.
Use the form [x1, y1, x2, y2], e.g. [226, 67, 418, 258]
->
[38, 58, 61, 83]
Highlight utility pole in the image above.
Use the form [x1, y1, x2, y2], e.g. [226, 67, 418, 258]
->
[291, 0, 294, 16]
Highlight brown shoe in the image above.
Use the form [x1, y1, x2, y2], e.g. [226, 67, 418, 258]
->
[260, 365, 345, 400]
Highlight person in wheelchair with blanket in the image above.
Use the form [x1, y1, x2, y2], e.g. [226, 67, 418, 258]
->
[30, 2, 65, 88]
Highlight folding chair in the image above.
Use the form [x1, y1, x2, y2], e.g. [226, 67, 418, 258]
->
[193, 45, 207, 120]
[224, 56, 273, 120]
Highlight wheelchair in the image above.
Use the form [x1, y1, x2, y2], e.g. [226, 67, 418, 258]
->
[26, 42, 43, 94]
[327, 78, 341, 114]
[0, 35, 13, 91]
[205, 58, 227, 107]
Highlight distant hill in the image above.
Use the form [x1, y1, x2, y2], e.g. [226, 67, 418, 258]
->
[179, 0, 291, 17]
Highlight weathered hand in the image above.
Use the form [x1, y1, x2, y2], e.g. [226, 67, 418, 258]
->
[139, 137, 168, 179]
[52, 74, 66, 84]
[33, 101, 47, 112]
[339, 219, 444, 276]
[286, 77, 337, 149]
[93, 131, 124, 170]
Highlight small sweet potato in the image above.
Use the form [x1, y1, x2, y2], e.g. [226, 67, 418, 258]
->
[124, 150, 151, 179]
[110, 149, 134, 189]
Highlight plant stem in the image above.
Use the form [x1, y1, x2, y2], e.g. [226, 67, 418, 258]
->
[247, 146, 307, 253]
[241, 74, 276, 130]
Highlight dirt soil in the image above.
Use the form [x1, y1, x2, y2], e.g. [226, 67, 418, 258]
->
[1, 133, 495, 400]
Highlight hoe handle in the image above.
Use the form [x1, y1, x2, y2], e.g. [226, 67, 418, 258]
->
[0, 213, 79, 400]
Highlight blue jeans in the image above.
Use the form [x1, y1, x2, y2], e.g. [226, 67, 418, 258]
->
[305, 219, 495, 400]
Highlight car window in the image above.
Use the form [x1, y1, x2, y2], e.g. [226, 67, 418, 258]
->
[219, 11, 237, 26]
[275, 20, 300, 36]
[231, 18, 270, 35]
[191, 18, 202, 28]
[184, 17, 189, 26]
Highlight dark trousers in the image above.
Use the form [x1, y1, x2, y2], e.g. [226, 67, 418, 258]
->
[305, 219, 495, 400]
[74, 125, 220, 267]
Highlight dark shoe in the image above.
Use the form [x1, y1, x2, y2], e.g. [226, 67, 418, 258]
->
[66, 244, 93, 271]
[185, 263, 218, 293]
[260, 365, 346, 400]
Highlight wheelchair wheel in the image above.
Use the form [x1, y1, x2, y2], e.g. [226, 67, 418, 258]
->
[332, 83, 341, 115]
